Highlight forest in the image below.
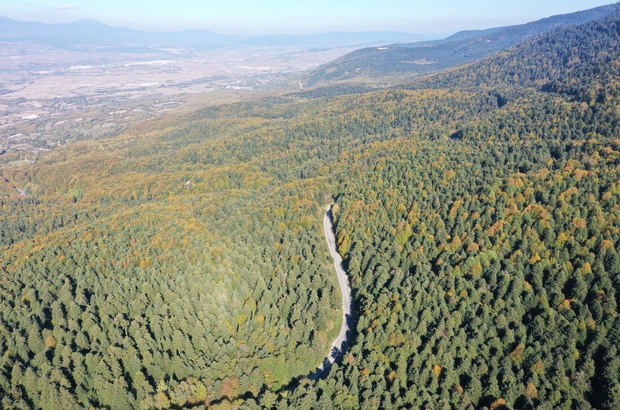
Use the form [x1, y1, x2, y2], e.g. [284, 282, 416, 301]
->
[300, 2, 620, 87]
[0, 8, 620, 410]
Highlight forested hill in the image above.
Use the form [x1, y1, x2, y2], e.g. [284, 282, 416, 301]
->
[1, 6, 620, 410]
[300, 2, 620, 87]
[283, 11, 620, 409]
[410, 9, 620, 96]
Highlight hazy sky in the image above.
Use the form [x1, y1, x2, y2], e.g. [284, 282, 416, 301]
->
[0, 0, 615, 34]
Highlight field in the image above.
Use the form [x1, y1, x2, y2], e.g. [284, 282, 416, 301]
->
[0, 41, 358, 159]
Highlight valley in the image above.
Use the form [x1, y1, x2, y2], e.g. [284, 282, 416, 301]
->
[0, 42, 361, 159]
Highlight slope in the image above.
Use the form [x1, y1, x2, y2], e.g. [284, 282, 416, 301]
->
[279, 11, 620, 410]
[0, 85, 502, 408]
[301, 2, 620, 87]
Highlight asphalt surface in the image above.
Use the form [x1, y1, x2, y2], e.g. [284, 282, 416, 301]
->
[309, 203, 354, 380]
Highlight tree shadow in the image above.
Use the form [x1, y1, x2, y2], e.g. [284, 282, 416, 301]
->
[307, 311, 355, 380]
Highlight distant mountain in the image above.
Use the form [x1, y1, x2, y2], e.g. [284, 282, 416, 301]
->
[234, 32, 436, 48]
[301, 2, 620, 86]
[0, 17, 240, 49]
[0, 16, 432, 51]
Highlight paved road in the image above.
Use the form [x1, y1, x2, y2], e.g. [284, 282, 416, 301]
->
[309, 203, 354, 380]
[0, 172, 26, 197]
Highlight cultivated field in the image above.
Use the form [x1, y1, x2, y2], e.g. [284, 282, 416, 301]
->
[0, 42, 356, 159]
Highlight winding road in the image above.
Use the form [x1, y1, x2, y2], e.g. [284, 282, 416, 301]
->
[0, 172, 27, 197]
[309, 203, 354, 380]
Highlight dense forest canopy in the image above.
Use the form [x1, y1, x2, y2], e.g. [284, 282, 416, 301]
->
[1, 8, 620, 410]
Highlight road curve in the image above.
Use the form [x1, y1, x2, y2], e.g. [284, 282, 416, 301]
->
[309, 203, 354, 380]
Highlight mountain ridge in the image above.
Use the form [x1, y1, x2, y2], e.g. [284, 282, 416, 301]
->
[0, 16, 433, 50]
[301, 2, 620, 86]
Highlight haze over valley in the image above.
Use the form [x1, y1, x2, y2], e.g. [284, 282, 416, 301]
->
[0, 18, 428, 158]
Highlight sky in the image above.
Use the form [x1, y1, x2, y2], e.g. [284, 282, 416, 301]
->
[0, 0, 615, 34]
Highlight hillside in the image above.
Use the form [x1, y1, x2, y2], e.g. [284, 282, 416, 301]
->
[301, 2, 620, 87]
[282, 11, 620, 409]
[0, 6, 620, 410]
[409, 10, 620, 95]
